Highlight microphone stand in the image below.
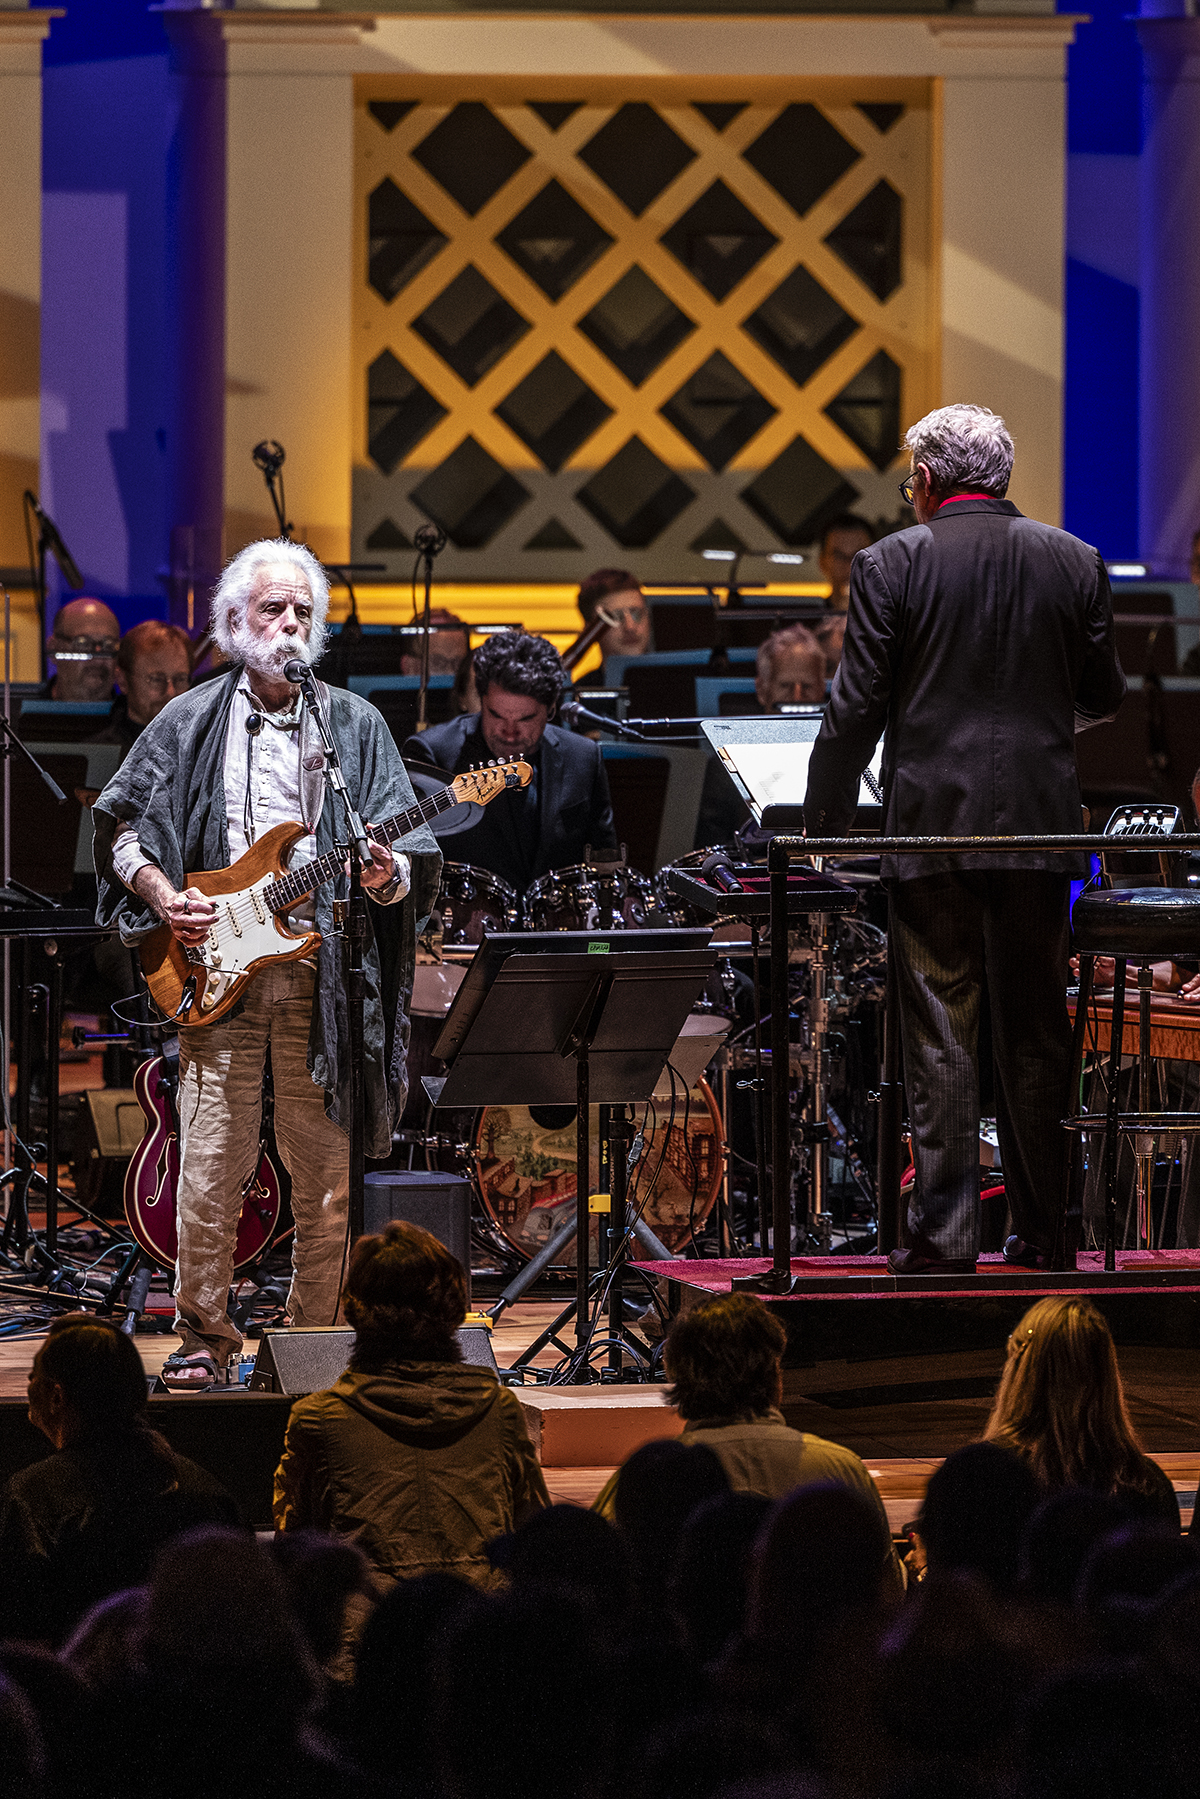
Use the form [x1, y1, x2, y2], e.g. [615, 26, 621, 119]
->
[559, 699, 707, 744]
[412, 523, 447, 734]
[22, 492, 83, 683]
[290, 665, 371, 1245]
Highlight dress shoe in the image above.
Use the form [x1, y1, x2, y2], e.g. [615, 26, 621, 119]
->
[887, 1246, 977, 1276]
[1002, 1235, 1050, 1270]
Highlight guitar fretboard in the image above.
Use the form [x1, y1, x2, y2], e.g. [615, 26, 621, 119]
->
[263, 783, 459, 914]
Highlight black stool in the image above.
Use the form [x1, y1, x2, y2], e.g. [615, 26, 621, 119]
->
[1068, 887, 1200, 1267]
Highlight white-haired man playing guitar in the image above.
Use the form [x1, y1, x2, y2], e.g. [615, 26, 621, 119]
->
[93, 540, 441, 1388]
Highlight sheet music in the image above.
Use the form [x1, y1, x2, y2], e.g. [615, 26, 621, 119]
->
[719, 740, 883, 816]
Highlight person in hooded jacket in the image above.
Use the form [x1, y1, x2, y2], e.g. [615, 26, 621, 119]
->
[272, 1221, 548, 1590]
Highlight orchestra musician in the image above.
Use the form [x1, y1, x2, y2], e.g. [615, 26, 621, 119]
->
[562, 568, 653, 685]
[805, 405, 1125, 1275]
[43, 597, 121, 704]
[92, 539, 441, 1389]
[813, 514, 874, 677]
[403, 629, 617, 893]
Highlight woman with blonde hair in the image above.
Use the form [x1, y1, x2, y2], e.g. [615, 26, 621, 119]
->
[982, 1296, 1177, 1522]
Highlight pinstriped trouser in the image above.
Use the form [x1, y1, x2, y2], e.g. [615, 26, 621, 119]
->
[890, 871, 1074, 1262]
[174, 960, 349, 1363]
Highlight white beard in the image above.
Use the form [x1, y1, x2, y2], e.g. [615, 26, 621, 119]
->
[231, 622, 314, 681]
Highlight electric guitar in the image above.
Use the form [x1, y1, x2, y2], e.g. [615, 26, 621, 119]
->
[137, 760, 532, 1027]
[123, 1050, 285, 1272]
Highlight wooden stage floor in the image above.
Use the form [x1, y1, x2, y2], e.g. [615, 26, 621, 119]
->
[0, 1298, 1196, 1531]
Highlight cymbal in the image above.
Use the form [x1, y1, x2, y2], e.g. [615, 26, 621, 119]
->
[404, 759, 483, 838]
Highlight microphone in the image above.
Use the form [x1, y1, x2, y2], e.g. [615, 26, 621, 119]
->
[702, 851, 744, 894]
[282, 658, 313, 686]
[252, 440, 286, 479]
[24, 491, 83, 588]
[245, 713, 264, 737]
[413, 522, 447, 558]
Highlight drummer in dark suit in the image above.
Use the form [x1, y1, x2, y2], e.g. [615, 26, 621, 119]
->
[403, 629, 617, 892]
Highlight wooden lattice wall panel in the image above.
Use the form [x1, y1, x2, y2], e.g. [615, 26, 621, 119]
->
[353, 80, 936, 583]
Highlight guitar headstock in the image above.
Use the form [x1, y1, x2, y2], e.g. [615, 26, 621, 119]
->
[452, 760, 534, 805]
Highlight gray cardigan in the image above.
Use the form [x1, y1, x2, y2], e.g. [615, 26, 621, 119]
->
[92, 667, 441, 1156]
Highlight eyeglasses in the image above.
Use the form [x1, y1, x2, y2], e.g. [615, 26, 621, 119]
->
[52, 636, 119, 661]
[898, 474, 916, 506]
[138, 672, 191, 695]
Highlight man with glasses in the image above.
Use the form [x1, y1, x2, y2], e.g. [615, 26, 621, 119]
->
[96, 621, 193, 751]
[805, 404, 1125, 1275]
[44, 598, 121, 704]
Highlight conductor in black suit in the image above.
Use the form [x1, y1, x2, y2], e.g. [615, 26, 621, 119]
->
[403, 629, 617, 893]
[805, 405, 1125, 1274]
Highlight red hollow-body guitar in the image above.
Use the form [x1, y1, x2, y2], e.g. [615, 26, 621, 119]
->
[123, 1053, 284, 1273]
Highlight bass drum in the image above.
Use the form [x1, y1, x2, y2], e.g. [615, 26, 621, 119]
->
[473, 1077, 723, 1264]
[523, 861, 656, 932]
[435, 862, 520, 945]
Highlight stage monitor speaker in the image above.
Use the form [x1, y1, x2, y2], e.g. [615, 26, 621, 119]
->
[72, 1087, 142, 1216]
[248, 1323, 497, 1395]
[363, 1171, 473, 1298]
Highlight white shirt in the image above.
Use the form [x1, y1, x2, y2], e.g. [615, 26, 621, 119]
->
[111, 676, 409, 925]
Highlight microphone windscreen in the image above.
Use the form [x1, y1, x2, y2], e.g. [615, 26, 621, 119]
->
[701, 851, 744, 893]
[282, 658, 309, 684]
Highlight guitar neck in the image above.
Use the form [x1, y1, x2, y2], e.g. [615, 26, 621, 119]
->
[264, 787, 452, 914]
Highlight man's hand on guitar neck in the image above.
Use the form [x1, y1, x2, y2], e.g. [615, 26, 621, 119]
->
[358, 834, 408, 896]
[132, 865, 217, 948]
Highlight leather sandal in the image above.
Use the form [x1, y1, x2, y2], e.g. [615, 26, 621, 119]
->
[161, 1350, 222, 1391]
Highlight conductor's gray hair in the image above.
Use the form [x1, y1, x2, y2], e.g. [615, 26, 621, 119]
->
[904, 404, 1014, 498]
[210, 538, 330, 664]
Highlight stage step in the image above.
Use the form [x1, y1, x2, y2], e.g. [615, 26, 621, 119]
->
[519, 1383, 683, 1467]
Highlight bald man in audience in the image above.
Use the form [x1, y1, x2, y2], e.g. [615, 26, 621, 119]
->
[755, 624, 827, 710]
[45, 598, 120, 704]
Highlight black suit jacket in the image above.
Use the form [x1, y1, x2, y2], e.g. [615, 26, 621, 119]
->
[403, 713, 617, 891]
[804, 496, 1126, 877]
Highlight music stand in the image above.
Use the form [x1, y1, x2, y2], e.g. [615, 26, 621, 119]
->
[700, 714, 883, 831]
[430, 929, 714, 1371]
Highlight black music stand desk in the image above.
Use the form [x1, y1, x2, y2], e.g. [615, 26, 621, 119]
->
[429, 930, 715, 1357]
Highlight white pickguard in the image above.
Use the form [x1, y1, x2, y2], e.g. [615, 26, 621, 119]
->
[187, 875, 311, 1015]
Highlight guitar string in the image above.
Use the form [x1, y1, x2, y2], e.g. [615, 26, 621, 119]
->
[201, 771, 515, 940]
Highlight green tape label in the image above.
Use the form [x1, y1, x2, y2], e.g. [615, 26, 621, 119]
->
[588, 941, 611, 954]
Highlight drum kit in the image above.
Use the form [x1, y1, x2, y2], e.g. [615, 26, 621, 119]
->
[402, 753, 890, 1272]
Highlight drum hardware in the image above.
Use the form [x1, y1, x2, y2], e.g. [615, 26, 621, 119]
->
[523, 855, 655, 933]
[426, 930, 715, 1380]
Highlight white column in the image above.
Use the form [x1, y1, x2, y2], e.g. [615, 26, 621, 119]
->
[220, 14, 368, 566]
[937, 35, 1069, 525]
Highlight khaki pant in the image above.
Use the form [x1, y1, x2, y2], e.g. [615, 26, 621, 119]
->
[174, 960, 349, 1362]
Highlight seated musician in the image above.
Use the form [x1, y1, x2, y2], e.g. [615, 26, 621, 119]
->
[94, 620, 193, 752]
[573, 568, 652, 684]
[755, 623, 827, 710]
[814, 515, 873, 677]
[400, 608, 470, 679]
[403, 629, 617, 893]
[43, 597, 121, 704]
[91, 538, 441, 1390]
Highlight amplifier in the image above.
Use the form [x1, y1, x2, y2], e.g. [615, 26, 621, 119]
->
[363, 1170, 473, 1298]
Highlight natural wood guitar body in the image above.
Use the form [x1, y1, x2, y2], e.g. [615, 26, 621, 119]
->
[134, 759, 532, 1028]
[139, 822, 322, 1027]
